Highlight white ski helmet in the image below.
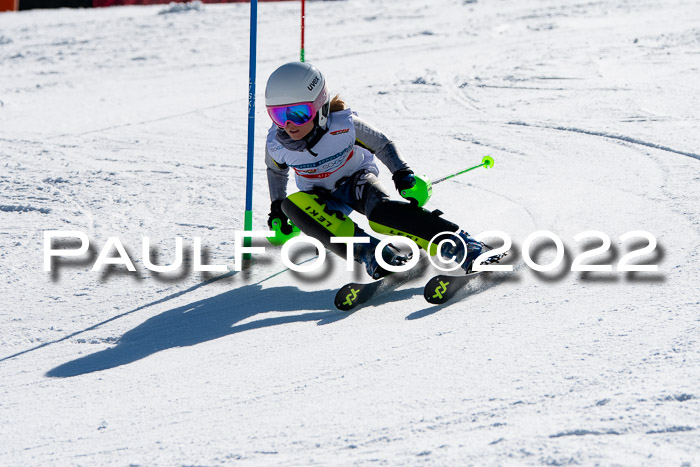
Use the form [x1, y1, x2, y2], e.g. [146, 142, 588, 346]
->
[265, 62, 331, 129]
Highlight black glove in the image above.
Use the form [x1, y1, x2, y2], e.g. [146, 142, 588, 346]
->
[392, 168, 416, 192]
[268, 200, 294, 235]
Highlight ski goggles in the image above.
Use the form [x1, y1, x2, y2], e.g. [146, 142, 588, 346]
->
[267, 102, 317, 128]
[267, 85, 328, 128]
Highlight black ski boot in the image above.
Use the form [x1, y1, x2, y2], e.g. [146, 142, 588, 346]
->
[356, 239, 411, 280]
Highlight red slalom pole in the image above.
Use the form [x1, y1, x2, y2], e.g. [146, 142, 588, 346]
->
[300, 0, 305, 62]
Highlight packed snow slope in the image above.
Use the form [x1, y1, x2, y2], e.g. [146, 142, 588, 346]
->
[1, 0, 699, 464]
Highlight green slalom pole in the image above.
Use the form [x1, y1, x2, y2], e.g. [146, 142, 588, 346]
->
[431, 155, 494, 185]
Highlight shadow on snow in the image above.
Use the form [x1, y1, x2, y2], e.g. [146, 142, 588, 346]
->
[46, 283, 344, 378]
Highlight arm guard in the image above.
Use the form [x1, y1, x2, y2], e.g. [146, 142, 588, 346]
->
[265, 146, 290, 202]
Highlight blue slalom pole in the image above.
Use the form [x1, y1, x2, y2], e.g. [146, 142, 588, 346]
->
[243, 0, 258, 260]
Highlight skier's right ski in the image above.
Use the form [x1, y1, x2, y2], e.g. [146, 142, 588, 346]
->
[334, 255, 428, 311]
[335, 279, 387, 311]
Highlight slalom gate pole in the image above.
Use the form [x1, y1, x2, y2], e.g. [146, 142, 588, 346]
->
[431, 155, 494, 185]
[243, 0, 258, 261]
[300, 0, 306, 62]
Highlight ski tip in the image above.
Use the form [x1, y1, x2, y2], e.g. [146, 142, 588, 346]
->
[334, 284, 362, 311]
[424, 276, 453, 305]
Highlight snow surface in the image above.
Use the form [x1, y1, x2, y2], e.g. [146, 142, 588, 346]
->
[1, 0, 699, 464]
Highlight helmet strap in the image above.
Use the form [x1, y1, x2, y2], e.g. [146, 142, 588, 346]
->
[305, 123, 328, 151]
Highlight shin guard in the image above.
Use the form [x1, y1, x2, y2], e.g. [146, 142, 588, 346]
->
[281, 192, 360, 259]
[367, 201, 458, 255]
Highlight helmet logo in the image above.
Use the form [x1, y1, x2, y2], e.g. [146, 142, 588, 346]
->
[307, 76, 320, 91]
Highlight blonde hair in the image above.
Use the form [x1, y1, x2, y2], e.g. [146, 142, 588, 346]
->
[329, 94, 347, 113]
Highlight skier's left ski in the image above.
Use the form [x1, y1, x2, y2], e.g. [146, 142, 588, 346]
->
[423, 252, 509, 305]
[334, 256, 428, 311]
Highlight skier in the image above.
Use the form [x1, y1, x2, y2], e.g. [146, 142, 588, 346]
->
[265, 61, 486, 279]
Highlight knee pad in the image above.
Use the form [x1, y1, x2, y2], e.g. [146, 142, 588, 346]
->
[281, 191, 359, 259]
[367, 200, 458, 255]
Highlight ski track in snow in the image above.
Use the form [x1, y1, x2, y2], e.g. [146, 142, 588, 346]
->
[0, 270, 238, 364]
[508, 121, 700, 161]
[46, 99, 243, 139]
[1, 0, 699, 465]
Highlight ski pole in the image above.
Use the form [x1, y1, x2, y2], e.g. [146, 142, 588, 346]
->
[400, 156, 494, 207]
[431, 155, 494, 185]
